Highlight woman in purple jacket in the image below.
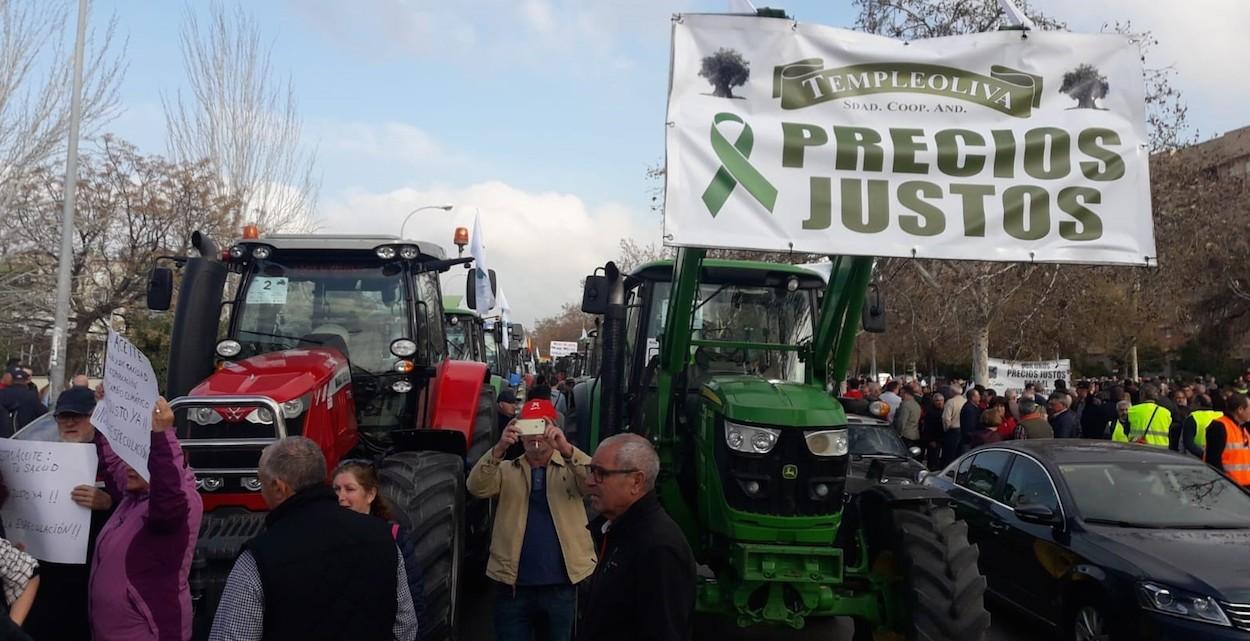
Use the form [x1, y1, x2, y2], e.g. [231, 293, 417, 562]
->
[89, 397, 203, 641]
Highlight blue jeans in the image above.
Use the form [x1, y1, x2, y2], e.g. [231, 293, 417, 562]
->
[493, 582, 576, 641]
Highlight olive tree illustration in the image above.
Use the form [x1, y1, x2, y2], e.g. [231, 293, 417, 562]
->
[1060, 64, 1109, 109]
[699, 48, 750, 98]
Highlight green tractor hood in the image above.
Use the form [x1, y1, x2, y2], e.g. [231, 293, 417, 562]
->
[702, 377, 847, 428]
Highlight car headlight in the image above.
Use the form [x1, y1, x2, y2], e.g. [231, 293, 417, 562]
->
[188, 407, 223, 425]
[724, 422, 780, 454]
[805, 429, 849, 457]
[1138, 582, 1231, 627]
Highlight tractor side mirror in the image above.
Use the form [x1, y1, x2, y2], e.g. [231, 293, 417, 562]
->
[464, 268, 498, 311]
[146, 267, 174, 311]
[581, 274, 609, 314]
[862, 284, 886, 333]
[509, 323, 524, 342]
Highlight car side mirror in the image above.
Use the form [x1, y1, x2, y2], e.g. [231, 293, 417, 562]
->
[146, 267, 174, 311]
[1014, 503, 1061, 526]
[862, 283, 886, 333]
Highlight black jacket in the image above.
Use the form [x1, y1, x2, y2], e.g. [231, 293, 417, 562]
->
[0, 386, 44, 437]
[578, 492, 696, 641]
[247, 486, 398, 641]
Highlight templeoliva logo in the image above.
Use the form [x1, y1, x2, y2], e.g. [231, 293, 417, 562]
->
[772, 59, 1044, 118]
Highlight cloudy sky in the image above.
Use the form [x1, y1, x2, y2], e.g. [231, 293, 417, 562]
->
[98, 0, 1248, 325]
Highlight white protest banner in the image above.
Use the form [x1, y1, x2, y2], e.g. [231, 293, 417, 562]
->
[665, 15, 1153, 265]
[0, 439, 99, 563]
[985, 358, 1072, 393]
[91, 330, 158, 481]
[549, 341, 579, 358]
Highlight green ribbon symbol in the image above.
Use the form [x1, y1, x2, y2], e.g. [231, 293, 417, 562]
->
[701, 112, 778, 217]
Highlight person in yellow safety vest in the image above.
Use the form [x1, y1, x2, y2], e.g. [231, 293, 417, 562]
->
[1111, 384, 1171, 448]
[1203, 393, 1250, 488]
[1181, 406, 1224, 458]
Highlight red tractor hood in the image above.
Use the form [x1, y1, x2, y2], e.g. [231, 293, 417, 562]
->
[190, 348, 349, 402]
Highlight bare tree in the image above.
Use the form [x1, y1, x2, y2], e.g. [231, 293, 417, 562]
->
[163, 2, 318, 233]
[0, 0, 124, 252]
[3, 136, 236, 376]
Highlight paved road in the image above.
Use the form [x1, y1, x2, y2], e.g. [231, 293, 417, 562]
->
[459, 581, 1050, 641]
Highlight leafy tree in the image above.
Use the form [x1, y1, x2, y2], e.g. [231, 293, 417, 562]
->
[699, 48, 750, 98]
[1060, 63, 1109, 109]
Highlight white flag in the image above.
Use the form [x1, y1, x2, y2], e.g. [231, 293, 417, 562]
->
[727, 0, 757, 13]
[497, 287, 512, 349]
[469, 211, 495, 315]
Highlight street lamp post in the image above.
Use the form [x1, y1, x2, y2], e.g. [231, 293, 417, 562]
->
[399, 204, 454, 239]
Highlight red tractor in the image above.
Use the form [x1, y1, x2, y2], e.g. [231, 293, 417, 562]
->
[147, 229, 496, 641]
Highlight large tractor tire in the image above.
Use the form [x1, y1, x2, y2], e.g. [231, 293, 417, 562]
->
[855, 500, 990, 641]
[379, 451, 465, 641]
[463, 382, 498, 578]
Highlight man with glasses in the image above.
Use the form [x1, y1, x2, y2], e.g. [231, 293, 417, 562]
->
[578, 434, 695, 641]
[24, 386, 117, 640]
[467, 398, 595, 641]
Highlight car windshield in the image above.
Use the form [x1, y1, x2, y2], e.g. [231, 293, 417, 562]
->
[234, 261, 411, 374]
[1059, 462, 1250, 529]
[647, 281, 816, 383]
[849, 425, 910, 458]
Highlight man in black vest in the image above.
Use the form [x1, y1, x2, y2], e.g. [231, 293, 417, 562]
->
[207, 437, 417, 641]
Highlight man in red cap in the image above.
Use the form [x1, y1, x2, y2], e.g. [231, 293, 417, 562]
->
[467, 395, 594, 641]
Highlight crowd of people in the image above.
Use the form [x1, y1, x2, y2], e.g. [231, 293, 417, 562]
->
[0, 365, 695, 641]
[849, 372, 1250, 486]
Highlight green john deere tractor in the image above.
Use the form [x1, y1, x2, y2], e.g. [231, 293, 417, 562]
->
[576, 248, 989, 640]
[443, 300, 509, 398]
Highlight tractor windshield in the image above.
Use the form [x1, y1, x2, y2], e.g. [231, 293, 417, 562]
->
[233, 260, 413, 374]
[647, 281, 816, 383]
[483, 326, 503, 376]
[445, 317, 475, 361]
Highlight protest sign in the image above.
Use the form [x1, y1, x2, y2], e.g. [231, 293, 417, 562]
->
[985, 358, 1072, 393]
[0, 439, 99, 563]
[549, 341, 579, 358]
[665, 15, 1153, 265]
[91, 330, 158, 481]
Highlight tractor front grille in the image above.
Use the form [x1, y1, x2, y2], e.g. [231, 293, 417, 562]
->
[179, 415, 305, 473]
[714, 419, 848, 517]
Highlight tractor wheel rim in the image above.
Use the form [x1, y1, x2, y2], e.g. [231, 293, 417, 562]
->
[1075, 606, 1109, 641]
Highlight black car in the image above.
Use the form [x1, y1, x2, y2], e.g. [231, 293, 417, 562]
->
[844, 415, 927, 492]
[925, 440, 1250, 641]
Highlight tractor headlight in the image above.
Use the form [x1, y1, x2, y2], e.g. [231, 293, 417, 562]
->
[246, 408, 275, 424]
[189, 407, 223, 425]
[215, 339, 242, 358]
[399, 245, 420, 259]
[251, 245, 272, 260]
[390, 339, 418, 357]
[375, 245, 397, 260]
[281, 394, 310, 419]
[805, 429, 849, 457]
[724, 422, 780, 455]
[241, 477, 263, 492]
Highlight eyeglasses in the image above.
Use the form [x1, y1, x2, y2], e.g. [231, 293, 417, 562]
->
[586, 464, 639, 482]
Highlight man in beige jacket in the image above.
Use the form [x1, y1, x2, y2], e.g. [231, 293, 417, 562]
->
[467, 397, 595, 641]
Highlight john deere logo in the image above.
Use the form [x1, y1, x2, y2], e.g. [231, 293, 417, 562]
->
[782, 464, 799, 479]
[772, 59, 1043, 118]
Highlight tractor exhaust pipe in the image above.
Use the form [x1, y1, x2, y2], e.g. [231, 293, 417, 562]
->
[166, 231, 227, 399]
[598, 262, 626, 435]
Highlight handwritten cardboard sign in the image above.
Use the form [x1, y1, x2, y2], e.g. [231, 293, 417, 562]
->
[91, 330, 158, 481]
[0, 439, 99, 563]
